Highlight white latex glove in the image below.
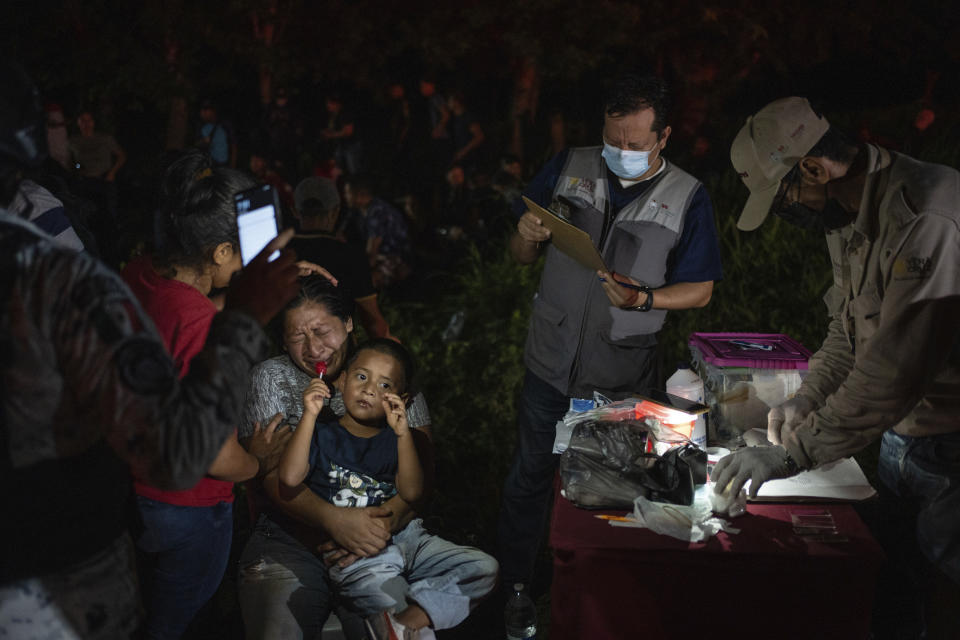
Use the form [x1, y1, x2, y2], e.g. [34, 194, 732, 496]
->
[711, 445, 800, 499]
[767, 396, 816, 445]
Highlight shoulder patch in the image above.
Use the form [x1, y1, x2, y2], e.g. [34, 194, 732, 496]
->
[892, 255, 933, 280]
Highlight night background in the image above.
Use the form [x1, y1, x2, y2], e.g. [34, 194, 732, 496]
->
[4, 0, 960, 638]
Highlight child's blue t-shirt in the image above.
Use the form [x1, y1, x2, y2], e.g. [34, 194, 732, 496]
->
[306, 420, 398, 508]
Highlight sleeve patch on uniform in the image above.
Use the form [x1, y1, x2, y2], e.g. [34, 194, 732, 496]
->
[892, 256, 933, 280]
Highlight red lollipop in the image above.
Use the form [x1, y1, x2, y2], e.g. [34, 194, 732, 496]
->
[314, 361, 327, 378]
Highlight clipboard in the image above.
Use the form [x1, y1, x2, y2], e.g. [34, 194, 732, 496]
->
[522, 195, 607, 272]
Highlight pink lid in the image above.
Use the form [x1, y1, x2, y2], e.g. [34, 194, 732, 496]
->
[689, 332, 812, 369]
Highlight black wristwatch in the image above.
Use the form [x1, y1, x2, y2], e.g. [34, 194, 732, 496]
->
[782, 449, 803, 474]
[630, 286, 653, 312]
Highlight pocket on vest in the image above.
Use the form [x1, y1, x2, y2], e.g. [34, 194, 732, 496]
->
[576, 329, 658, 394]
[526, 296, 571, 374]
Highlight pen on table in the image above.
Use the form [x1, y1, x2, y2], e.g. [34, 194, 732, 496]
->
[595, 514, 635, 523]
[727, 339, 774, 351]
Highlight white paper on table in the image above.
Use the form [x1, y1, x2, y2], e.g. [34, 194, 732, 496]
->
[746, 456, 877, 502]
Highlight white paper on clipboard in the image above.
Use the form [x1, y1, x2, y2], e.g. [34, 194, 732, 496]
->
[522, 196, 607, 272]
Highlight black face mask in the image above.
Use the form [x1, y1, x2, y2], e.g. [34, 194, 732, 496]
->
[772, 172, 856, 232]
[775, 198, 855, 232]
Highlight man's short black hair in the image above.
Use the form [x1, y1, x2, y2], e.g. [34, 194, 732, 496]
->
[602, 74, 671, 137]
[806, 127, 859, 166]
[347, 338, 416, 395]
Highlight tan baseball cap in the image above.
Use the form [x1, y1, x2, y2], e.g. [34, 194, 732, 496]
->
[294, 176, 340, 214]
[730, 97, 830, 231]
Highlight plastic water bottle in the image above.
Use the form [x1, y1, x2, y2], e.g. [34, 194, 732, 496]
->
[504, 583, 537, 640]
[666, 362, 707, 449]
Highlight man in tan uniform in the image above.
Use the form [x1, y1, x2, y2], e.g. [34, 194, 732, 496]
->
[715, 97, 960, 639]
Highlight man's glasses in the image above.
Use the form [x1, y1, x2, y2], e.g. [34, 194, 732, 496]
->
[769, 165, 828, 231]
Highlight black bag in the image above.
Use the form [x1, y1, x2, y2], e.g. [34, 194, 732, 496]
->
[559, 419, 705, 509]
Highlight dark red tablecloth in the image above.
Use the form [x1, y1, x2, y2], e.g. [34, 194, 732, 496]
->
[549, 488, 885, 640]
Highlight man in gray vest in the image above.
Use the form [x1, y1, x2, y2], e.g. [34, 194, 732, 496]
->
[714, 97, 960, 638]
[497, 74, 723, 590]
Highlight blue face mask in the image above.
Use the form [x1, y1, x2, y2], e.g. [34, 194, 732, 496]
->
[602, 142, 655, 179]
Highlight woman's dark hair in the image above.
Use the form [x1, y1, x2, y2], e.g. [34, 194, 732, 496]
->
[273, 275, 355, 345]
[602, 74, 671, 138]
[285, 274, 354, 321]
[346, 338, 416, 394]
[153, 148, 255, 272]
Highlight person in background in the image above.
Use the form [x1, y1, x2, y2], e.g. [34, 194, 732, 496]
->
[498, 153, 523, 182]
[249, 149, 295, 213]
[386, 81, 412, 165]
[121, 148, 293, 639]
[277, 339, 497, 640]
[447, 91, 485, 172]
[717, 96, 960, 640]
[0, 61, 301, 640]
[412, 73, 452, 208]
[69, 109, 125, 263]
[439, 164, 469, 236]
[237, 276, 434, 640]
[197, 99, 237, 168]
[492, 154, 525, 200]
[341, 173, 412, 290]
[70, 110, 126, 185]
[263, 87, 304, 182]
[311, 143, 344, 185]
[44, 102, 71, 171]
[321, 91, 364, 177]
[497, 73, 722, 592]
[419, 75, 449, 146]
[290, 176, 393, 339]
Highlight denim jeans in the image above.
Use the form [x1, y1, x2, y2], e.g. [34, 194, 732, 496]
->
[877, 430, 960, 582]
[872, 429, 960, 637]
[329, 518, 498, 630]
[496, 369, 572, 588]
[135, 497, 234, 640]
[238, 514, 367, 640]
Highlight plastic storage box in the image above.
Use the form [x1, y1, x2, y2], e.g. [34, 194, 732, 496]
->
[688, 332, 812, 445]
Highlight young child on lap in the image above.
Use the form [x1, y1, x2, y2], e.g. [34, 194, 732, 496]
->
[278, 339, 497, 639]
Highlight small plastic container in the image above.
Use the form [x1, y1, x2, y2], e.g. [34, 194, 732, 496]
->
[689, 332, 811, 446]
[666, 363, 707, 449]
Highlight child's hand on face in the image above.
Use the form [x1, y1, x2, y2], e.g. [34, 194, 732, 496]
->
[382, 393, 409, 438]
[302, 378, 331, 415]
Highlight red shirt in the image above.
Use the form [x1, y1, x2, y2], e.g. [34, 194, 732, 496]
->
[122, 256, 235, 506]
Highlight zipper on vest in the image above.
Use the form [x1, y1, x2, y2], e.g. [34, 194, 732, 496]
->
[569, 198, 612, 392]
[598, 198, 614, 252]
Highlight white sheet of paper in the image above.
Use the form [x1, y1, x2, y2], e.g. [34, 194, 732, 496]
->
[747, 456, 877, 502]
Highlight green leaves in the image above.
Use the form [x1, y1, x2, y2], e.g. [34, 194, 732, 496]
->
[382, 242, 541, 544]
